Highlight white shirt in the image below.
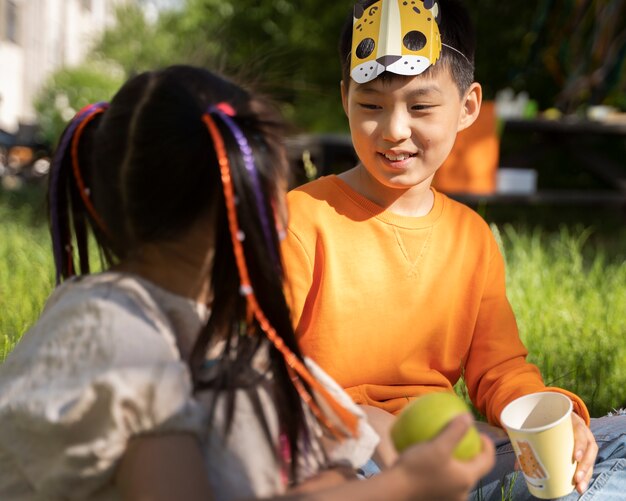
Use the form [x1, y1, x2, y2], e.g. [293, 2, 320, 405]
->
[0, 272, 378, 501]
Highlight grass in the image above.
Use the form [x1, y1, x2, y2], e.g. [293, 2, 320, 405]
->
[1, 185, 625, 416]
[496, 223, 626, 417]
[0, 187, 54, 360]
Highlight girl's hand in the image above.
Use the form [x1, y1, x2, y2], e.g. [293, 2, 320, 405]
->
[396, 414, 495, 501]
[572, 413, 597, 494]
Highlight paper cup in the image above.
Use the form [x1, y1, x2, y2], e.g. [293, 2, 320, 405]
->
[500, 392, 576, 499]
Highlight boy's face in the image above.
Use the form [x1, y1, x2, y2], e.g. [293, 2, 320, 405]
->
[341, 66, 481, 193]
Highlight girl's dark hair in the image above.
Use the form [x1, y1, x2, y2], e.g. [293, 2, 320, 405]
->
[49, 65, 309, 482]
[339, 0, 476, 94]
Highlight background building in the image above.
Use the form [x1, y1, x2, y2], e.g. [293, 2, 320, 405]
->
[0, 0, 131, 134]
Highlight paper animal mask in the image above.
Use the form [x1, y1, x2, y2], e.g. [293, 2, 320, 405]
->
[351, 0, 442, 83]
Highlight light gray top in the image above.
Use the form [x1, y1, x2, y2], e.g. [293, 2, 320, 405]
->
[0, 272, 377, 501]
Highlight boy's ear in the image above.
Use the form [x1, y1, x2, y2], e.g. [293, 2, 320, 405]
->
[340, 80, 349, 117]
[457, 82, 482, 132]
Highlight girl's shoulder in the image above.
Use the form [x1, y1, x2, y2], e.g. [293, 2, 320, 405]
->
[1, 272, 204, 385]
[50, 271, 206, 339]
[40, 272, 179, 349]
[0, 273, 208, 498]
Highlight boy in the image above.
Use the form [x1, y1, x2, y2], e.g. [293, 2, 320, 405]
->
[283, 0, 626, 498]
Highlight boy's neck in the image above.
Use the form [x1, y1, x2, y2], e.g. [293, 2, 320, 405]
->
[338, 164, 435, 217]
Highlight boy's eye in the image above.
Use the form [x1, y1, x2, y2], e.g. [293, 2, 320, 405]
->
[358, 103, 382, 110]
[411, 104, 433, 111]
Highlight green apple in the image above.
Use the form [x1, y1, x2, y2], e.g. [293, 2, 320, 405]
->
[390, 392, 482, 460]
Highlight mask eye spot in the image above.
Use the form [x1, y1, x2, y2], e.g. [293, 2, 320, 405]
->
[403, 31, 427, 51]
[356, 38, 375, 59]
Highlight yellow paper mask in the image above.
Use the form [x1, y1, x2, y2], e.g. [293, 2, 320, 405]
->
[351, 0, 442, 84]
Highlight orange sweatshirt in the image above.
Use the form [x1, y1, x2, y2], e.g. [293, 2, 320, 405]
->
[282, 176, 589, 426]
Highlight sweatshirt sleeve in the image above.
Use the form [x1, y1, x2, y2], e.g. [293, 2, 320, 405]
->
[463, 233, 590, 426]
[281, 218, 315, 334]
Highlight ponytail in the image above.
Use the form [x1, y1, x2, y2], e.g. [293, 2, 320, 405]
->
[48, 102, 109, 284]
[203, 105, 357, 440]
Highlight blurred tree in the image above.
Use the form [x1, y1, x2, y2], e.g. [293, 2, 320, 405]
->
[34, 62, 124, 148]
[92, 3, 184, 75]
[34, 0, 626, 145]
[91, 0, 356, 132]
[166, 0, 356, 132]
[522, 0, 626, 113]
[466, 1, 540, 101]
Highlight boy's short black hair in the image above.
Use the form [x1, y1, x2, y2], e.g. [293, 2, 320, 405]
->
[339, 0, 476, 95]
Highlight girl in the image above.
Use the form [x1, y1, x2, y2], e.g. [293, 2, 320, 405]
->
[0, 65, 493, 501]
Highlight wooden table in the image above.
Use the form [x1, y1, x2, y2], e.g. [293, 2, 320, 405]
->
[502, 117, 626, 195]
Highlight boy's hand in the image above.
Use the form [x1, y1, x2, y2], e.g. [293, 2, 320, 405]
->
[572, 413, 597, 494]
[397, 414, 495, 501]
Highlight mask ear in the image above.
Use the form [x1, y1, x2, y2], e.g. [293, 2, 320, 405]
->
[354, 0, 372, 19]
[458, 82, 482, 132]
[425, 1, 441, 24]
[354, 3, 365, 19]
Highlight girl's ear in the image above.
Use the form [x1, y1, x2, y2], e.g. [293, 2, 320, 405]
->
[457, 82, 482, 132]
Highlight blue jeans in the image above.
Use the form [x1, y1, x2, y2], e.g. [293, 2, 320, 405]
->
[356, 457, 381, 479]
[473, 412, 626, 500]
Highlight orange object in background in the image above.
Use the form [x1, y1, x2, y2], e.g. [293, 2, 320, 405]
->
[433, 100, 499, 194]
[8, 146, 35, 171]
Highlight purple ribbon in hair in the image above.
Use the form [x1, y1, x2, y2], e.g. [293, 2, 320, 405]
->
[209, 105, 280, 268]
[49, 102, 108, 284]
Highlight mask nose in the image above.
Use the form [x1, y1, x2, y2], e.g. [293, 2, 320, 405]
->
[377, 55, 401, 68]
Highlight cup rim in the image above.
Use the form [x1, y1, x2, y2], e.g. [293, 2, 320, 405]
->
[500, 391, 573, 433]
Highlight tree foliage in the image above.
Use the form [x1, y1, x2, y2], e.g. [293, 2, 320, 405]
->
[146, 0, 357, 131]
[469, 0, 626, 112]
[33, 62, 124, 148]
[34, 0, 626, 146]
[81, 0, 357, 131]
[92, 4, 182, 75]
[523, 0, 626, 112]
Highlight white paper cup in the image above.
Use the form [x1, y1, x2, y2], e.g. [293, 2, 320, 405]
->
[500, 392, 576, 499]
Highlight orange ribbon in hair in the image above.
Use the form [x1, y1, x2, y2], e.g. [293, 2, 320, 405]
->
[70, 104, 110, 234]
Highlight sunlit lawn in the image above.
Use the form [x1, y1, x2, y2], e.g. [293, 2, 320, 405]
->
[494, 224, 625, 417]
[1, 185, 624, 416]
[0, 187, 54, 360]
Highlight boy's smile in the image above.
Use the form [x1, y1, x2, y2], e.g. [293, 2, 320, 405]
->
[341, 67, 481, 215]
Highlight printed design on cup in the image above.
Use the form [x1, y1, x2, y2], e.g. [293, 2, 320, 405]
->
[515, 440, 549, 488]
